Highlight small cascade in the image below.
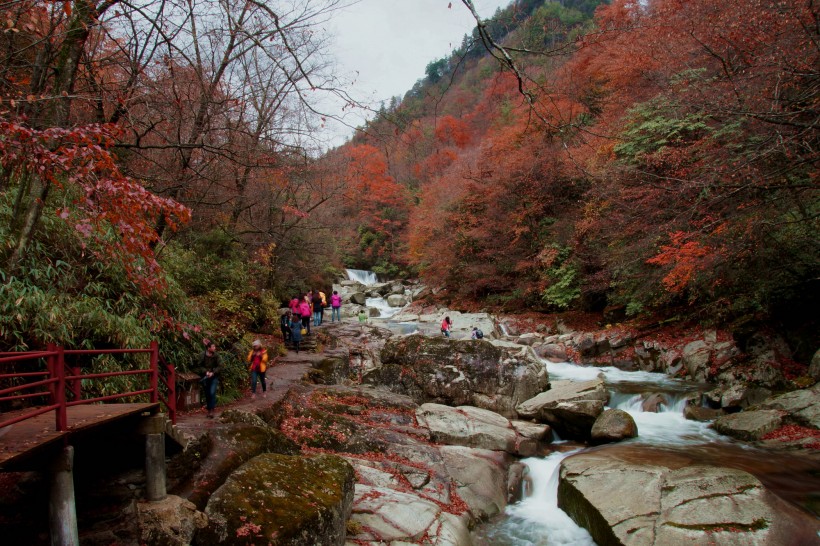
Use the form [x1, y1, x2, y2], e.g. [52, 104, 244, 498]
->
[346, 269, 378, 285]
[609, 389, 720, 446]
[473, 453, 595, 545]
[365, 296, 402, 319]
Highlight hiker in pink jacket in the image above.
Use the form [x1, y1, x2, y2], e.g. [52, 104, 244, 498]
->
[330, 290, 342, 322]
[299, 297, 312, 335]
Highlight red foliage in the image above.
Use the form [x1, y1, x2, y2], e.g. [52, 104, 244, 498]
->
[762, 425, 820, 449]
[0, 119, 190, 293]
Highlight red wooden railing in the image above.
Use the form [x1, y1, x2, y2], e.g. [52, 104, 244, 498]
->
[0, 341, 177, 431]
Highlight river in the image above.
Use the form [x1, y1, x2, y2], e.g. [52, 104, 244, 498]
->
[473, 361, 820, 545]
[343, 270, 820, 543]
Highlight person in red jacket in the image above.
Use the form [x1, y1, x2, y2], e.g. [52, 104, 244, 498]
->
[441, 316, 452, 338]
[247, 339, 269, 396]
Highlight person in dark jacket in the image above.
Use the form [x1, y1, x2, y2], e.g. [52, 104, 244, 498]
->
[312, 291, 324, 326]
[197, 342, 221, 418]
[280, 310, 292, 342]
[289, 313, 303, 353]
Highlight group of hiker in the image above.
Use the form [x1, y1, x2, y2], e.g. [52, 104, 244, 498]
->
[279, 289, 344, 352]
[196, 291, 484, 418]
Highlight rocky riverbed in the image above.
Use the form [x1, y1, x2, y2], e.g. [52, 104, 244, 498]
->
[4, 277, 819, 545]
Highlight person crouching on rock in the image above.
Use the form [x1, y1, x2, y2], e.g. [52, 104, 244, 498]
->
[247, 339, 268, 397]
[441, 316, 452, 338]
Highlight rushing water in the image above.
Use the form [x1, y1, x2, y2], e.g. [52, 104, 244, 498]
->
[346, 268, 378, 285]
[342, 273, 820, 542]
[473, 358, 820, 544]
[345, 269, 406, 320]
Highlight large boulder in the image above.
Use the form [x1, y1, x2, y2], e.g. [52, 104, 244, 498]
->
[516, 379, 609, 440]
[386, 294, 407, 307]
[590, 408, 638, 445]
[712, 409, 788, 441]
[756, 384, 820, 429]
[137, 495, 207, 546]
[170, 423, 300, 510]
[346, 485, 471, 545]
[197, 454, 355, 545]
[370, 335, 548, 418]
[559, 450, 820, 546]
[808, 348, 820, 381]
[439, 446, 511, 521]
[416, 403, 551, 456]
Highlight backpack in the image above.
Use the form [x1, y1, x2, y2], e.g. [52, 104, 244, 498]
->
[475, 328, 484, 339]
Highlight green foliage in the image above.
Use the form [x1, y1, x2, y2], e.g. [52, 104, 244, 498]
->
[614, 99, 712, 162]
[541, 245, 581, 309]
[161, 230, 256, 296]
[425, 58, 448, 83]
[0, 186, 261, 398]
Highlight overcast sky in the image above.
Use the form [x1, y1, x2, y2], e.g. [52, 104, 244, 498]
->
[320, 0, 512, 146]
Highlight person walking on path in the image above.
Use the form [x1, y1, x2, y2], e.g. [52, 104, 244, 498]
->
[247, 339, 269, 396]
[312, 291, 324, 326]
[280, 310, 292, 343]
[441, 316, 453, 338]
[289, 313, 303, 353]
[330, 290, 342, 322]
[197, 342, 221, 418]
[299, 296, 312, 335]
[289, 295, 300, 317]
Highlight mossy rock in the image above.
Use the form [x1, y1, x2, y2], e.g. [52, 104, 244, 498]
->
[173, 424, 299, 510]
[310, 355, 351, 385]
[196, 453, 355, 545]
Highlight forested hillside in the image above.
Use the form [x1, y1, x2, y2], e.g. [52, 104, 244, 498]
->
[328, 0, 819, 359]
[0, 0, 817, 365]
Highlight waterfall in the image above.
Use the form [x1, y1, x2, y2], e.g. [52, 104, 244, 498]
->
[346, 269, 378, 286]
[474, 452, 595, 545]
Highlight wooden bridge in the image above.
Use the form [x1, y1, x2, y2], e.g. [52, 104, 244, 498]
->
[0, 343, 178, 545]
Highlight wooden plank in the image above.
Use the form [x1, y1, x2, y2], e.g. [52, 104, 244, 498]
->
[0, 403, 160, 469]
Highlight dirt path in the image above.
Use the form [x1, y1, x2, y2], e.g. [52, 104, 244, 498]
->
[171, 347, 324, 438]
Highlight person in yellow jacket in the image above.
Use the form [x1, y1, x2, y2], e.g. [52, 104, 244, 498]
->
[247, 339, 269, 396]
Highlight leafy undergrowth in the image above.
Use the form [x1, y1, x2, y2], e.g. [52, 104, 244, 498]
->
[762, 425, 820, 449]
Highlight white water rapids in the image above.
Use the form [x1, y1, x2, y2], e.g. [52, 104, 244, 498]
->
[474, 360, 726, 545]
[345, 268, 405, 319]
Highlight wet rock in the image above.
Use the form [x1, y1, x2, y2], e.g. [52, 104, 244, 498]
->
[684, 406, 725, 422]
[720, 384, 772, 410]
[516, 379, 608, 440]
[137, 495, 206, 546]
[756, 384, 820, 429]
[349, 292, 367, 305]
[439, 446, 510, 520]
[534, 342, 569, 362]
[590, 408, 638, 445]
[386, 294, 407, 307]
[641, 393, 669, 413]
[198, 453, 354, 546]
[372, 335, 548, 418]
[712, 409, 787, 441]
[416, 403, 550, 456]
[389, 283, 405, 295]
[559, 451, 820, 546]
